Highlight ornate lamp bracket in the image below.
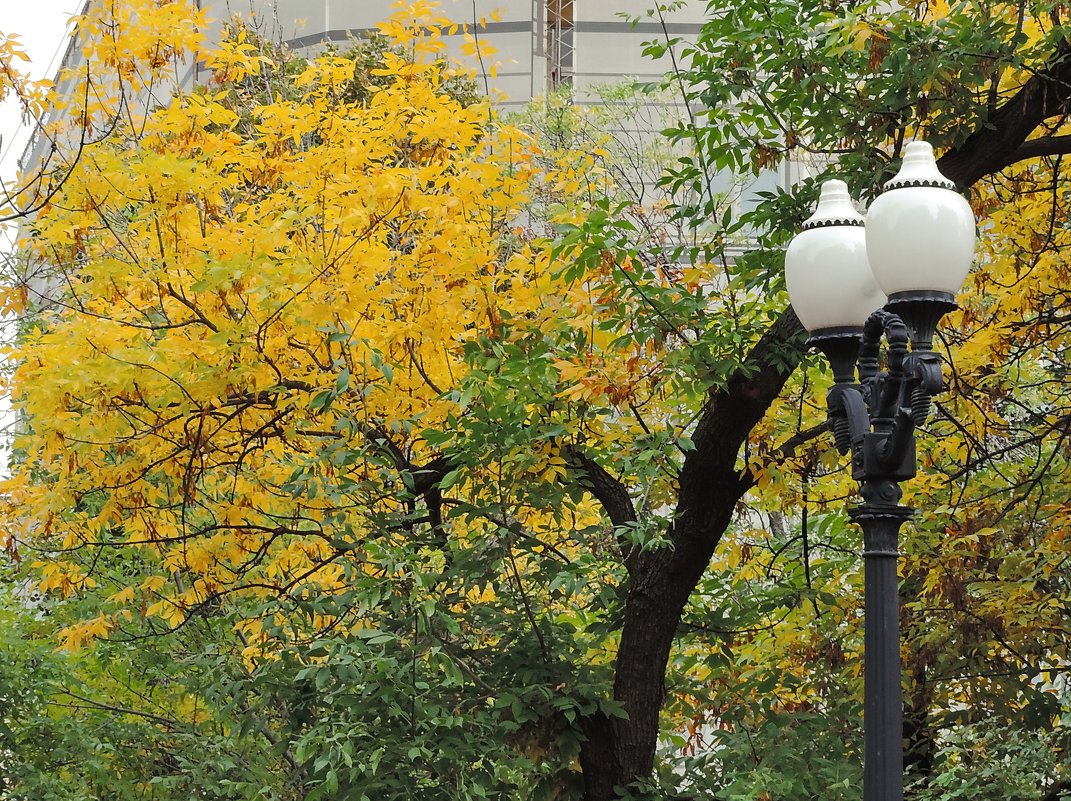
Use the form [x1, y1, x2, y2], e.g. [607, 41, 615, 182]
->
[813, 299, 954, 513]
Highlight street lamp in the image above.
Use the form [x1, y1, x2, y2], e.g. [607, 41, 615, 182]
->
[784, 141, 976, 801]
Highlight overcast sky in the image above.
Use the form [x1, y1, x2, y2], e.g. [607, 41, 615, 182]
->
[1, 2, 84, 187]
[0, 3, 82, 445]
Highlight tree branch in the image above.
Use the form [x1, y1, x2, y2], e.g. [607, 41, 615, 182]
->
[999, 134, 1071, 169]
[737, 421, 829, 493]
[673, 305, 808, 554]
[563, 446, 638, 530]
[939, 41, 1071, 186]
[563, 445, 640, 570]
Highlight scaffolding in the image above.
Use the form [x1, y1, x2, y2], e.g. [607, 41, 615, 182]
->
[534, 0, 574, 91]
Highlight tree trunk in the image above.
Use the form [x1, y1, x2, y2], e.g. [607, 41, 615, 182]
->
[903, 662, 936, 780]
[575, 38, 1071, 793]
[578, 310, 808, 799]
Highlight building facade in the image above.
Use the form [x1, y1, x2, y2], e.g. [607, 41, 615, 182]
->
[22, 0, 709, 183]
[216, 0, 708, 108]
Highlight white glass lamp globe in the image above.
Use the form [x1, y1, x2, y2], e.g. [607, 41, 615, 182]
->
[864, 141, 975, 297]
[785, 180, 887, 333]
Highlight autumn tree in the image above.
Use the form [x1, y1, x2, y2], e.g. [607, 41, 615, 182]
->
[4, 2, 586, 798]
[0, 14, 167, 227]
[635, 0, 1071, 797]
[5, 0, 1071, 800]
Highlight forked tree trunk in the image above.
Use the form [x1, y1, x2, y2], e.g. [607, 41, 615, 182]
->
[573, 54, 1071, 787]
[578, 310, 807, 798]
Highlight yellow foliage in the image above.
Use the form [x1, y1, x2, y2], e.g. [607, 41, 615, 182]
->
[36, 559, 96, 597]
[57, 615, 114, 651]
[4, 0, 622, 652]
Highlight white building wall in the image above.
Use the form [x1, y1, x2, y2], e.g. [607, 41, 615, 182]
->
[238, 0, 708, 107]
[19, 0, 792, 275]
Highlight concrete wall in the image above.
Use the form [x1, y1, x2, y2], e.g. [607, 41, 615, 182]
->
[21, 0, 710, 172]
[212, 0, 708, 107]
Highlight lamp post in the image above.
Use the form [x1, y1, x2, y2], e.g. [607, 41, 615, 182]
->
[784, 141, 976, 801]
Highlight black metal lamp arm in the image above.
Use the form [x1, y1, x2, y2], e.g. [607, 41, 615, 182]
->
[822, 307, 949, 488]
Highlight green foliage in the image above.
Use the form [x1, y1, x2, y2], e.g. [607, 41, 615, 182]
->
[0, 577, 291, 800]
[8, 1, 1071, 799]
[909, 721, 1071, 801]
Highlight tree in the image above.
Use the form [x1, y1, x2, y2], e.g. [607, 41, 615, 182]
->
[0, 9, 171, 227]
[0, 31, 51, 222]
[4, 2, 586, 798]
[637, 0, 1071, 796]
[5, 0, 1071, 800]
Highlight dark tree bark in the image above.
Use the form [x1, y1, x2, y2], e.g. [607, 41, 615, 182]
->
[576, 310, 808, 795]
[903, 663, 936, 779]
[575, 34, 1071, 798]
[938, 41, 1071, 187]
[1040, 779, 1071, 801]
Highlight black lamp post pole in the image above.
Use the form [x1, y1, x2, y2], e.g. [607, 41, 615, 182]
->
[852, 501, 911, 801]
[811, 292, 956, 801]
